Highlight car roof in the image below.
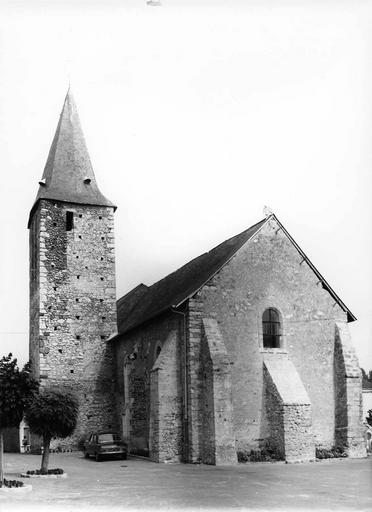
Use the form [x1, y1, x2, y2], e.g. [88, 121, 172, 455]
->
[93, 431, 119, 435]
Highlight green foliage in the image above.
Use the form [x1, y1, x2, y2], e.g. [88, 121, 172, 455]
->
[315, 446, 347, 459]
[0, 353, 39, 430]
[25, 388, 79, 440]
[0, 478, 24, 488]
[26, 468, 63, 475]
[361, 368, 372, 390]
[237, 441, 283, 462]
[366, 409, 372, 427]
[77, 436, 87, 451]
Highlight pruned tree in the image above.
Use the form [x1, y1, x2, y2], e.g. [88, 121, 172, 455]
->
[25, 389, 79, 473]
[0, 354, 39, 483]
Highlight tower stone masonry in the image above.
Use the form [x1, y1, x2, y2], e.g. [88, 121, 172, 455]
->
[28, 89, 118, 447]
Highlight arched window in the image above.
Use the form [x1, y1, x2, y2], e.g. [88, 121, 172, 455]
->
[262, 308, 281, 348]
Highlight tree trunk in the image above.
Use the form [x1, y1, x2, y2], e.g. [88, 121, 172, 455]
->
[41, 436, 51, 473]
[0, 430, 4, 484]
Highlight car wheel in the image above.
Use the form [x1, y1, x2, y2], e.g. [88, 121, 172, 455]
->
[95, 452, 101, 462]
[121, 453, 127, 460]
[84, 449, 89, 459]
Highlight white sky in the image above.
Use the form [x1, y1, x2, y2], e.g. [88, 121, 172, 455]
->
[0, 0, 371, 369]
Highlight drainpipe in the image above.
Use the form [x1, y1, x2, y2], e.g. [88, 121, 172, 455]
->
[171, 308, 189, 463]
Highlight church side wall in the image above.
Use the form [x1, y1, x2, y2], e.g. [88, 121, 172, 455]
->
[113, 312, 182, 457]
[29, 199, 118, 448]
[189, 218, 348, 452]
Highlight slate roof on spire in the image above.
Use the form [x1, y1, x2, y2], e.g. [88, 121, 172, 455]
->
[28, 89, 115, 226]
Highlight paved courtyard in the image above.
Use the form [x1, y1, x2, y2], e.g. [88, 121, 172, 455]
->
[0, 453, 371, 511]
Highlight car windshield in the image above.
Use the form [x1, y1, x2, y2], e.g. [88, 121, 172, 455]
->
[98, 433, 119, 443]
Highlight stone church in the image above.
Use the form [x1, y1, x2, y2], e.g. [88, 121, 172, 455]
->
[28, 90, 366, 464]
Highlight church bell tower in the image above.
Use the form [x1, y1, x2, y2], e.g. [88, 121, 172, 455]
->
[28, 89, 118, 446]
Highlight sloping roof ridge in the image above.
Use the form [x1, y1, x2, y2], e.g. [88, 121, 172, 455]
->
[172, 216, 269, 307]
[113, 216, 269, 337]
[117, 283, 149, 305]
[157, 217, 265, 288]
[272, 214, 356, 322]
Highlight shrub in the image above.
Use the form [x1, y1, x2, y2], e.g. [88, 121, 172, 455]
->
[26, 468, 64, 475]
[77, 436, 87, 452]
[237, 442, 283, 463]
[0, 478, 24, 488]
[316, 446, 347, 459]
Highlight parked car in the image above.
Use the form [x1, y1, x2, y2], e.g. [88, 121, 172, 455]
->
[83, 431, 128, 461]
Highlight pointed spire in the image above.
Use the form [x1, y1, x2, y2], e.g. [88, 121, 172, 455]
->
[29, 89, 115, 225]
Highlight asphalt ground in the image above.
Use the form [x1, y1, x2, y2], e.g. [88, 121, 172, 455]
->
[0, 452, 371, 511]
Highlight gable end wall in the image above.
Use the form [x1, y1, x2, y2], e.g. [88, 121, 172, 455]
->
[189, 217, 349, 451]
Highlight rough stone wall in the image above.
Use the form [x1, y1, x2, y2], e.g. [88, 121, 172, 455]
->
[200, 318, 237, 465]
[113, 312, 182, 456]
[334, 322, 366, 457]
[189, 217, 353, 452]
[29, 199, 117, 448]
[149, 330, 183, 463]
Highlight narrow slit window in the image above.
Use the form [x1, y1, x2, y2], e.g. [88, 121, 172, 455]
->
[66, 211, 74, 231]
[262, 308, 281, 349]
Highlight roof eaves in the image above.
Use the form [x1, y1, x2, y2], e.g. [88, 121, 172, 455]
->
[115, 304, 174, 338]
[272, 215, 356, 322]
[28, 197, 117, 228]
